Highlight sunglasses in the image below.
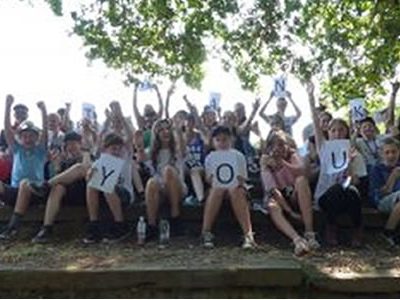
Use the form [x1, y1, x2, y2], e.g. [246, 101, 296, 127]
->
[154, 119, 172, 133]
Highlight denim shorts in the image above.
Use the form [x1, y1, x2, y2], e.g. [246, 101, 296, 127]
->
[378, 191, 400, 214]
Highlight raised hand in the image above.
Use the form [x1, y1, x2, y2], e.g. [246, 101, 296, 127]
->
[6, 94, 14, 107]
[37, 101, 46, 111]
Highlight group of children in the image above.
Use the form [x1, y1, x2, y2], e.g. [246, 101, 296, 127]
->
[0, 80, 399, 256]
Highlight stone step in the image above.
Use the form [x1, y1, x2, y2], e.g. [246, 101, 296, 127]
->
[0, 203, 388, 228]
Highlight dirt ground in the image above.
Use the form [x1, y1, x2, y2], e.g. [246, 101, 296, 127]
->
[0, 224, 400, 275]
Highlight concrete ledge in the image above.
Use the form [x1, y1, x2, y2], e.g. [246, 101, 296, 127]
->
[0, 260, 302, 291]
[307, 270, 400, 294]
[0, 205, 388, 228]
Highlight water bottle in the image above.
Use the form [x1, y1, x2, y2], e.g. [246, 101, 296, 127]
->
[159, 219, 170, 248]
[136, 216, 146, 246]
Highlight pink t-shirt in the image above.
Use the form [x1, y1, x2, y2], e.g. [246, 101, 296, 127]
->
[261, 153, 303, 191]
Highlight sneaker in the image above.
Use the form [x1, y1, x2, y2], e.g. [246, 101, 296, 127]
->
[242, 232, 257, 249]
[293, 237, 310, 257]
[103, 222, 131, 244]
[0, 227, 18, 241]
[29, 181, 50, 198]
[184, 195, 201, 207]
[202, 231, 214, 249]
[32, 226, 53, 244]
[304, 232, 320, 251]
[82, 222, 102, 244]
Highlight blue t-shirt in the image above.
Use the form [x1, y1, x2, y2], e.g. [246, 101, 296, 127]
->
[369, 162, 400, 207]
[186, 133, 205, 166]
[11, 143, 47, 188]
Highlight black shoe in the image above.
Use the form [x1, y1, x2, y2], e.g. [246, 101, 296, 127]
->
[103, 222, 131, 244]
[146, 224, 158, 242]
[0, 226, 18, 241]
[30, 182, 50, 198]
[82, 221, 102, 244]
[32, 226, 53, 244]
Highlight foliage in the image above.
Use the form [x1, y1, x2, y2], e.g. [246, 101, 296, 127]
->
[70, 0, 239, 88]
[32, 0, 400, 109]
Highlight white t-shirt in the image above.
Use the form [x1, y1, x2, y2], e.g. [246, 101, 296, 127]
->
[314, 140, 367, 202]
[205, 149, 248, 188]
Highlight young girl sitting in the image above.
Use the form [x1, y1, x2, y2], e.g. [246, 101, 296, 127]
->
[201, 126, 255, 249]
[145, 119, 187, 241]
[261, 130, 319, 256]
[307, 82, 367, 247]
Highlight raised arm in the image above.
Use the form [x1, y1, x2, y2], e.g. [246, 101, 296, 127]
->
[37, 101, 48, 148]
[133, 83, 145, 130]
[111, 101, 134, 150]
[153, 83, 165, 119]
[386, 81, 400, 131]
[163, 83, 175, 120]
[4, 95, 15, 149]
[183, 95, 210, 142]
[259, 92, 274, 124]
[286, 91, 302, 122]
[99, 108, 112, 144]
[172, 118, 186, 159]
[306, 81, 324, 151]
[238, 98, 260, 135]
[61, 103, 72, 132]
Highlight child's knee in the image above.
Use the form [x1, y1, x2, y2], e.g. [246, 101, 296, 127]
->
[146, 178, 160, 193]
[163, 166, 177, 181]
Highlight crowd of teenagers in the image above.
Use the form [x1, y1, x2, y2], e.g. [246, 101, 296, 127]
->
[0, 80, 400, 257]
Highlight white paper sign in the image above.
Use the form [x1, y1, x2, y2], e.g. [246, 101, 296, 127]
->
[138, 80, 153, 91]
[82, 103, 96, 122]
[205, 150, 247, 188]
[350, 98, 366, 122]
[320, 140, 350, 175]
[273, 75, 287, 98]
[88, 153, 125, 193]
[209, 92, 221, 110]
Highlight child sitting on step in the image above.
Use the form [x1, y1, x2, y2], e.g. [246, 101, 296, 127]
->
[369, 137, 400, 246]
[201, 126, 255, 249]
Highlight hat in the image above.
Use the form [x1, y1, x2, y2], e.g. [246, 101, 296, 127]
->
[18, 121, 40, 134]
[13, 104, 28, 112]
[211, 126, 232, 138]
[63, 131, 82, 143]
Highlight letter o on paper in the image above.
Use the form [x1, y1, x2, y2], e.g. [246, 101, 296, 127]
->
[216, 163, 234, 185]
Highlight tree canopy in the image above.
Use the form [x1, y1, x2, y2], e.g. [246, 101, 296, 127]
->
[33, 0, 400, 108]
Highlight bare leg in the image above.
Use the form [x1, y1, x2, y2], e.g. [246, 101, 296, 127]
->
[163, 166, 183, 218]
[104, 192, 124, 222]
[43, 184, 66, 226]
[202, 188, 225, 233]
[190, 168, 205, 201]
[228, 187, 252, 234]
[386, 200, 400, 230]
[132, 162, 144, 194]
[268, 198, 301, 242]
[295, 176, 314, 233]
[14, 179, 34, 215]
[86, 186, 100, 221]
[48, 163, 88, 186]
[145, 178, 161, 226]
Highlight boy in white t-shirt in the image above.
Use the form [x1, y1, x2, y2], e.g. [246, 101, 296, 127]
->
[202, 126, 255, 249]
